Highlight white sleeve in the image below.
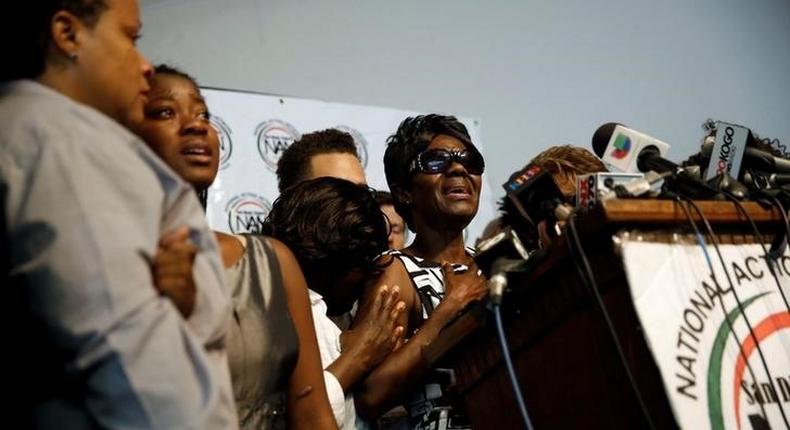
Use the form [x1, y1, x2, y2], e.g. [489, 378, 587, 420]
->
[323, 370, 348, 427]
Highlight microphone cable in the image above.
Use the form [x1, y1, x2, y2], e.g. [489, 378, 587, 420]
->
[759, 192, 790, 262]
[721, 191, 790, 314]
[674, 196, 770, 422]
[492, 301, 535, 430]
[683, 198, 790, 429]
[565, 214, 656, 430]
[763, 193, 790, 253]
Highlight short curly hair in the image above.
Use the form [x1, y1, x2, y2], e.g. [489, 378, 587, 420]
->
[6, 0, 108, 82]
[499, 145, 606, 251]
[383, 114, 480, 232]
[529, 145, 606, 194]
[276, 128, 359, 192]
[262, 177, 389, 286]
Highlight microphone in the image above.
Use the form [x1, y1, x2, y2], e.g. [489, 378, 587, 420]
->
[502, 164, 573, 227]
[576, 172, 645, 210]
[700, 138, 790, 174]
[592, 123, 675, 174]
[702, 122, 749, 180]
[474, 227, 530, 305]
[743, 171, 790, 190]
[593, 122, 721, 198]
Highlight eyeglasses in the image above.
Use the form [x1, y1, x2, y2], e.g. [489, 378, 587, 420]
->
[409, 149, 485, 175]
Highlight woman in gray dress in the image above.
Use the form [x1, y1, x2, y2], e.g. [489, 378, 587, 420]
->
[132, 65, 338, 429]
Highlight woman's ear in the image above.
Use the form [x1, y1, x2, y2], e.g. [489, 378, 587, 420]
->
[49, 10, 84, 61]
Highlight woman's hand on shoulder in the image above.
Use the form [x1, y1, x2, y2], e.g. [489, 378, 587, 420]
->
[342, 284, 406, 369]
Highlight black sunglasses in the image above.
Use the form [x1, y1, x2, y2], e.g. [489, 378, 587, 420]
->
[409, 149, 485, 175]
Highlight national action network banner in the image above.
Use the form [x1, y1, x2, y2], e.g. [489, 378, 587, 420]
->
[623, 241, 790, 430]
[201, 87, 496, 246]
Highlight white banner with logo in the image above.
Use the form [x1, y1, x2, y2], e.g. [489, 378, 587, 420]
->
[622, 241, 790, 430]
[201, 87, 496, 246]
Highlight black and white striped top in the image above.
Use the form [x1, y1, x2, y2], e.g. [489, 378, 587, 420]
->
[383, 248, 476, 430]
[384, 247, 476, 319]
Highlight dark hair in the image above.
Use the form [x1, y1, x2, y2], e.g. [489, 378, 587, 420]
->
[153, 64, 199, 88]
[276, 129, 359, 192]
[383, 114, 478, 231]
[374, 190, 394, 206]
[262, 177, 389, 285]
[5, 1, 108, 82]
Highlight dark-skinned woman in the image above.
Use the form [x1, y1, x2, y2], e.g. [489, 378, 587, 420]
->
[354, 114, 488, 430]
[131, 65, 339, 430]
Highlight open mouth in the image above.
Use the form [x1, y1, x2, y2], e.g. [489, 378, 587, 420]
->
[181, 141, 213, 165]
[443, 181, 472, 199]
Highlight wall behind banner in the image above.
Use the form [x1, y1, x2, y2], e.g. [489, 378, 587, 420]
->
[139, 0, 790, 221]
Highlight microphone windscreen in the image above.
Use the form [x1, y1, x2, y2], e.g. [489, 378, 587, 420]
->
[592, 122, 619, 157]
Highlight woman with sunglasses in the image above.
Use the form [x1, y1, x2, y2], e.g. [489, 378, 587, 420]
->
[353, 114, 488, 429]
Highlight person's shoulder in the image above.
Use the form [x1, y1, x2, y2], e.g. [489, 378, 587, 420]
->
[261, 236, 290, 257]
[264, 237, 304, 279]
[2, 81, 80, 129]
[368, 251, 413, 295]
[0, 81, 134, 156]
[214, 232, 246, 268]
[375, 250, 408, 274]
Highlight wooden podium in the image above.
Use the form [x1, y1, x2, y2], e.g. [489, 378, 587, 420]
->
[425, 199, 785, 429]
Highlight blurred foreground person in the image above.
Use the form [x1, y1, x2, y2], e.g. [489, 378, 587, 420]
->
[2, 1, 236, 428]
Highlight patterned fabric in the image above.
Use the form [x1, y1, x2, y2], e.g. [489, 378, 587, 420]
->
[384, 249, 475, 430]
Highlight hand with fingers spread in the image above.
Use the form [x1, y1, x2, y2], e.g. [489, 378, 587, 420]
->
[328, 284, 405, 393]
[152, 226, 198, 318]
[440, 261, 487, 314]
[344, 284, 406, 367]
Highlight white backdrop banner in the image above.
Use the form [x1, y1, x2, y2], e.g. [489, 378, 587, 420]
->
[201, 87, 497, 246]
[622, 241, 790, 430]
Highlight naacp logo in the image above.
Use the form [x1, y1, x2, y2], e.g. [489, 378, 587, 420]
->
[225, 193, 272, 234]
[335, 125, 369, 169]
[256, 119, 301, 171]
[210, 115, 233, 170]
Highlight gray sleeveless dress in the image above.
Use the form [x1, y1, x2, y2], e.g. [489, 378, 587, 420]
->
[226, 235, 299, 430]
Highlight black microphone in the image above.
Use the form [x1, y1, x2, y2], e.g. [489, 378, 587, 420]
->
[701, 139, 790, 174]
[502, 164, 573, 227]
[474, 227, 530, 304]
[743, 171, 790, 190]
